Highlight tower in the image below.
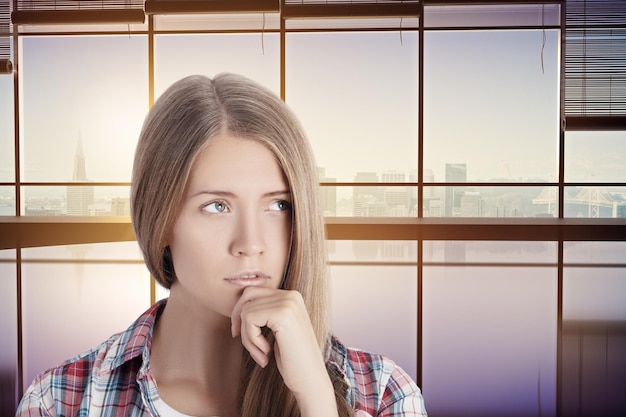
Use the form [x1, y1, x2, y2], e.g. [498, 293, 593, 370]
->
[66, 135, 94, 216]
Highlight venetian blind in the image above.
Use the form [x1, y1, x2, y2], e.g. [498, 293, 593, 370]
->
[564, 0, 626, 130]
[281, 0, 421, 18]
[0, 0, 10, 73]
[11, 0, 145, 24]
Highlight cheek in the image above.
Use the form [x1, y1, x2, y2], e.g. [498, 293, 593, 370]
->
[277, 218, 292, 253]
[168, 223, 211, 270]
[278, 223, 293, 271]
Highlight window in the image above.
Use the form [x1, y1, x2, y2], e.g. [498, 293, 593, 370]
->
[2, 2, 626, 416]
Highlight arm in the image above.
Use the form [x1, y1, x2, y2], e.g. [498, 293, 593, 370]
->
[231, 287, 340, 417]
[15, 381, 52, 417]
[376, 366, 427, 417]
[343, 347, 427, 417]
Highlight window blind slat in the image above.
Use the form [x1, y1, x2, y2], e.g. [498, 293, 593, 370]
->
[0, 0, 10, 68]
[14, 0, 144, 11]
[564, 0, 626, 126]
[12, 0, 145, 24]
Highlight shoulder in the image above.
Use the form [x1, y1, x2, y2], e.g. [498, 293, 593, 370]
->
[16, 332, 128, 416]
[329, 336, 428, 416]
[16, 301, 165, 416]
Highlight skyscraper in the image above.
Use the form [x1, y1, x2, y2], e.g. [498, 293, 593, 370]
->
[445, 163, 467, 217]
[353, 172, 381, 216]
[66, 136, 94, 216]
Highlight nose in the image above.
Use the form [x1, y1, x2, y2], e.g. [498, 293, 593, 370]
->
[230, 210, 265, 257]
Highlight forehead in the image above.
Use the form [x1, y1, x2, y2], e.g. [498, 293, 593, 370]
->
[186, 134, 289, 191]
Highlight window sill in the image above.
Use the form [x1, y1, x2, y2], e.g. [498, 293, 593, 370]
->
[1, 216, 625, 250]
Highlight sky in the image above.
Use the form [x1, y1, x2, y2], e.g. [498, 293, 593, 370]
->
[1, 28, 624, 191]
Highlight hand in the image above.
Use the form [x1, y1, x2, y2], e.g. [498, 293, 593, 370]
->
[230, 287, 338, 416]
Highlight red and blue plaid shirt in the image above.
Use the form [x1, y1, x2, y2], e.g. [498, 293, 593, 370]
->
[16, 300, 427, 416]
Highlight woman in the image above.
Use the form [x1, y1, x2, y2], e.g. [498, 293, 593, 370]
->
[16, 73, 427, 417]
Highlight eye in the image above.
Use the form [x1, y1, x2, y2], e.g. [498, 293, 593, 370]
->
[269, 200, 292, 212]
[203, 200, 230, 214]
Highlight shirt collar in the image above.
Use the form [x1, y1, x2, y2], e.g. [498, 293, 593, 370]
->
[107, 299, 167, 373]
[327, 334, 348, 380]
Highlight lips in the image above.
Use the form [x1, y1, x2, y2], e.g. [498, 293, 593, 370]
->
[224, 271, 271, 287]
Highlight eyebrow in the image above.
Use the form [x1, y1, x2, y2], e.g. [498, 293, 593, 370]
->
[192, 190, 291, 199]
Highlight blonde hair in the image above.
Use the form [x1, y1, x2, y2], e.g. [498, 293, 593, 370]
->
[131, 73, 353, 417]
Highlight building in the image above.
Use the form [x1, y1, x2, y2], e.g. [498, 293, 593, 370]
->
[318, 167, 337, 216]
[445, 163, 467, 217]
[66, 137, 94, 216]
[110, 198, 131, 216]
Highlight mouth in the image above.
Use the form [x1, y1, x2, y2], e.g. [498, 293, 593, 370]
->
[224, 271, 271, 288]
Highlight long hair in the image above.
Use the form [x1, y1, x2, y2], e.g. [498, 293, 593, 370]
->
[131, 73, 353, 417]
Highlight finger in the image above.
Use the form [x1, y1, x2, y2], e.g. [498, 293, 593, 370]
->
[231, 286, 269, 337]
[239, 308, 273, 367]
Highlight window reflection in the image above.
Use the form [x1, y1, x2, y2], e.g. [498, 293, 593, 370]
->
[0, 249, 17, 414]
[21, 242, 150, 389]
[423, 241, 557, 417]
[563, 242, 626, 416]
[330, 265, 418, 379]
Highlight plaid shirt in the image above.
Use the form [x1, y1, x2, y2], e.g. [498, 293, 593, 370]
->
[16, 300, 427, 417]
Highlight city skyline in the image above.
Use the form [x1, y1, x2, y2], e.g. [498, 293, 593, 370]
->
[2, 140, 624, 219]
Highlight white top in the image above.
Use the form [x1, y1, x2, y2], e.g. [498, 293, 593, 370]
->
[160, 399, 198, 417]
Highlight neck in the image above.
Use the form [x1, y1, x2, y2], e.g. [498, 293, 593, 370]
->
[150, 292, 242, 417]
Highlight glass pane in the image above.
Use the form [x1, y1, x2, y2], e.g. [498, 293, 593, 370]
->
[0, 249, 18, 414]
[154, 13, 280, 31]
[563, 242, 626, 416]
[564, 267, 626, 321]
[561, 318, 626, 417]
[424, 186, 558, 218]
[320, 185, 417, 217]
[0, 54, 14, 183]
[287, 31, 418, 183]
[330, 265, 418, 379]
[424, 30, 559, 183]
[328, 240, 417, 263]
[424, 240, 557, 264]
[286, 17, 419, 30]
[329, 240, 417, 378]
[564, 241, 626, 265]
[21, 241, 144, 261]
[17, 22, 147, 34]
[564, 242, 626, 320]
[564, 186, 626, 218]
[424, 4, 560, 28]
[20, 35, 148, 182]
[154, 33, 280, 99]
[22, 186, 131, 216]
[423, 251, 557, 417]
[565, 131, 626, 182]
[0, 187, 15, 216]
[21, 242, 150, 389]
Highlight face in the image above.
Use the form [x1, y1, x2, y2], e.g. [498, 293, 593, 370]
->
[167, 134, 292, 318]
